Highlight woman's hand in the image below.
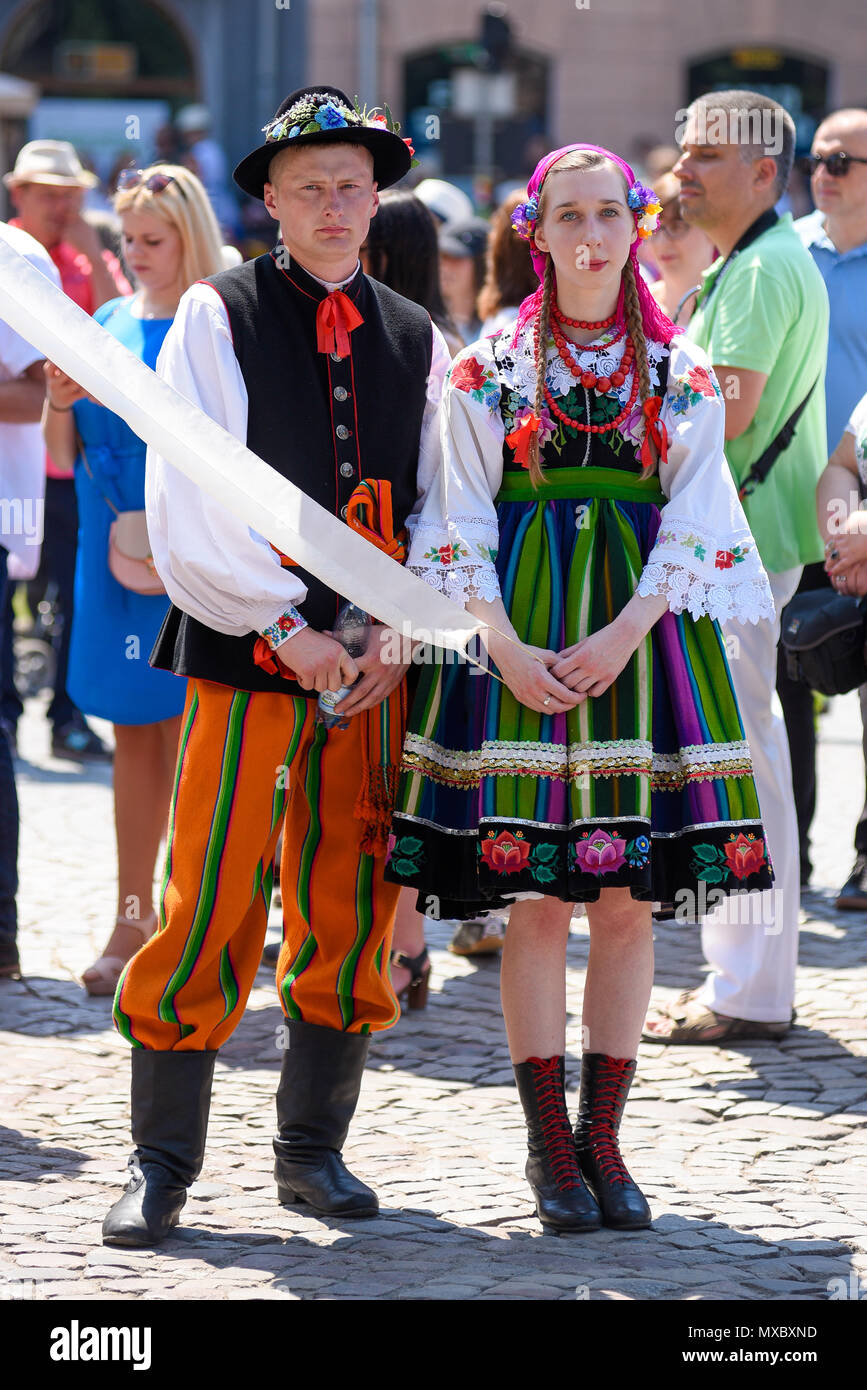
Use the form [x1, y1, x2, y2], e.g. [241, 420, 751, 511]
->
[551, 619, 640, 699]
[43, 361, 91, 410]
[485, 628, 581, 714]
[825, 523, 867, 593]
[842, 562, 867, 597]
[825, 546, 867, 597]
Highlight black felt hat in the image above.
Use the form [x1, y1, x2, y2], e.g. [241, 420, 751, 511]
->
[233, 85, 414, 200]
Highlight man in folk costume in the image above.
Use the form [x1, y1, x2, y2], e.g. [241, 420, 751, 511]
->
[101, 87, 450, 1245]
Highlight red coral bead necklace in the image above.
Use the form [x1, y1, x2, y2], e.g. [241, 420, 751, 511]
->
[537, 309, 639, 435]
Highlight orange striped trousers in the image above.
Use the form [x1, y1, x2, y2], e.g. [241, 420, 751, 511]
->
[114, 678, 402, 1050]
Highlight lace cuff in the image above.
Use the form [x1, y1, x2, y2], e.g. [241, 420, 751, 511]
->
[407, 517, 501, 604]
[637, 562, 774, 624]
[408, 561, 501, 603]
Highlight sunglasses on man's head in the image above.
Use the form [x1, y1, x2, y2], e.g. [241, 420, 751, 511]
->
[797, 152, 867, 178]
[116, 169, 177, 194]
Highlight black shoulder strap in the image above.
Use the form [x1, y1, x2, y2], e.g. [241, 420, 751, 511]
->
[699, 207, 779, 310]
[737, 375, 821, 502]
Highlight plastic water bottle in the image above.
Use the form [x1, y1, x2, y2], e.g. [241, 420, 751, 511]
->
[316, 602, 372, 729]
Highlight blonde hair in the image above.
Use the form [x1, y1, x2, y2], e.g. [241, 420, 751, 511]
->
[113, 163, 225, 291]
[526, 149, 654, 485]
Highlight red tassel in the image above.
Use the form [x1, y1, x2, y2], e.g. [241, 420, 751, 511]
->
[640, 395, 668, 472]
[505, 412, 541, 469]
[315, 290, 364, 357]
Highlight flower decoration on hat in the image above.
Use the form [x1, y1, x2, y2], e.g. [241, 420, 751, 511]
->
[262, 92, 419, 166]
[511, 193, 540, 242]
[626, 180, 662, 239]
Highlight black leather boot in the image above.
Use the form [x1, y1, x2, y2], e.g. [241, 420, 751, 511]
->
[102, 1050, 216, 1247]
[573, 1052, 652, 1230]
[273, 1021, 378, 1217]
[513, 1056, 602, 1234]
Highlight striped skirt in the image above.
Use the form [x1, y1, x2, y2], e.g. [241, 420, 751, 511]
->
[387, 467, 773, 915]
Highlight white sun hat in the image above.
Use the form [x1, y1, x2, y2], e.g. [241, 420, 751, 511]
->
[3, 140, 98, 189]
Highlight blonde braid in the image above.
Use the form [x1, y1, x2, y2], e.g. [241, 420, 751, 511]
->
[527, 256, 554, 488]
[622, 258, 657, 478]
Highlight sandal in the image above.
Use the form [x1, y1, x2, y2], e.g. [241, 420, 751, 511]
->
[641, 988, 792, 1045]
[82, 912, 158, 997]
[390, 947, 431, 1011]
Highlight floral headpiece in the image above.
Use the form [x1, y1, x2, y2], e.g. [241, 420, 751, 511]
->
[262, 92, 417, 165]
[626, 181, 662, 239]
[510, 193, 539, 241]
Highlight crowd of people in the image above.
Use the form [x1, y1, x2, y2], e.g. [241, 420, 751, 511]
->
[0, 78, 865, 1242]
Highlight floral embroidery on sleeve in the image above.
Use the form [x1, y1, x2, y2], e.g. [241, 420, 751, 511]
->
[655, 528, 752, 569]
[421, 541, 470, 566]
[669, 365, 723, 416]
[656, 528, 706, 563]
[449, 354, 501, 407]
[260, 606, 307, 650]
[714, 544, 751, 569]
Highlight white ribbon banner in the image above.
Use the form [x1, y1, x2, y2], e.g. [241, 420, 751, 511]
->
[0, 228, 484, 655]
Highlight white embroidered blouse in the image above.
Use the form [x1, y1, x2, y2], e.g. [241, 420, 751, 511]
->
[145, 279, 451, 648]
[406, 326, 775, 626]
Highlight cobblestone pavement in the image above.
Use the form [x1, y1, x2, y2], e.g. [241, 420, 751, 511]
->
[2, 690, 866, 1303]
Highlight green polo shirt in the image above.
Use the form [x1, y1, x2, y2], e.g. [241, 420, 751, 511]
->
[688, 213, 829, 574]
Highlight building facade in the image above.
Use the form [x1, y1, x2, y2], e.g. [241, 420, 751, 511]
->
[0, 0, 307, 210]
[0, 0, 864, 203]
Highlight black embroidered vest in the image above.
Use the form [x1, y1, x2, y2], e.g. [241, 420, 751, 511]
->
[150, 252, 433, 696]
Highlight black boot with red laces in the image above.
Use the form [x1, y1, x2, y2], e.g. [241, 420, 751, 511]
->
[573, 1052, 652, 1230]
[513, 1055, 602, 1233]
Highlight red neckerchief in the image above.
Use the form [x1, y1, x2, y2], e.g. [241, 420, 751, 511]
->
[315, 289, 364, 357]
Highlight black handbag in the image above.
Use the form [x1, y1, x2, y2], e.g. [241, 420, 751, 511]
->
[781, 589, 867, 696]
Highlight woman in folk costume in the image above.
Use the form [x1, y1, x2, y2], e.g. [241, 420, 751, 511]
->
[386, 144, 775, 1233]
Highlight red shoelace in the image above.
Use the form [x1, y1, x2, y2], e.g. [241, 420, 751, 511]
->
[584, 1058, 635, 1186]
[529, 1056, 583, 1191]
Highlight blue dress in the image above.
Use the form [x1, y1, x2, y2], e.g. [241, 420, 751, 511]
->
[67, 297, 186, 725]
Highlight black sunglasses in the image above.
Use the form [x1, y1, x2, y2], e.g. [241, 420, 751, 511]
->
[797, 151, 867, 178]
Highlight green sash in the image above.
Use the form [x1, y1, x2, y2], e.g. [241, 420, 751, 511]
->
[496, 465, 665, 506]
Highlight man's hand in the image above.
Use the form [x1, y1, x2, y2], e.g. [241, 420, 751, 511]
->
[60, 208, 102, 259]
[276, 627, 358, 693]
[332, 625, 410, 717]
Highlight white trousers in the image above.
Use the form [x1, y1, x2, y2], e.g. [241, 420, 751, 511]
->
[697, 566, 802, 1023]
